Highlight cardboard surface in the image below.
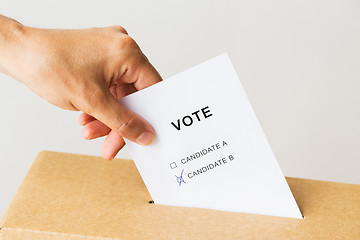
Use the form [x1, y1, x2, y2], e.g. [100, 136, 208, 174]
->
[1, 151, 359, 240]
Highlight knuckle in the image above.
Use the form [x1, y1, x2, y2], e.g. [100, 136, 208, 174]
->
[110, 25, 128, 34]
[117, 34, 138, 50]
[118, 114, 137, 135]
[78, 87, 106, 115]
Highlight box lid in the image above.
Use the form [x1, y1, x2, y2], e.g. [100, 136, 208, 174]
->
[1, 151, 359, 239]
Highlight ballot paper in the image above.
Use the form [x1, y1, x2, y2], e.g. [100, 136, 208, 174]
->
[119, 53, 302, 219]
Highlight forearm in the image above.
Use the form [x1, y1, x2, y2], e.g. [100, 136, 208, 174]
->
[0, 15, 27, 79]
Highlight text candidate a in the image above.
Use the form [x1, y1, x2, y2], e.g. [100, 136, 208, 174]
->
[119, 53, 302, 219]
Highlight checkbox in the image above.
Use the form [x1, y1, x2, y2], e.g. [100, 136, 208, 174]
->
[170, 162, 177, 169]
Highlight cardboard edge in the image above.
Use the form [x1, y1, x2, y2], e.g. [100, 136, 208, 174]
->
[286, 176, 360, 186]
[0, 227, 122, 240]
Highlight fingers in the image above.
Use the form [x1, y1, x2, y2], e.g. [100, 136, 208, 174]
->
[134, 62, 162, 90]
[109, 82, 137, 100]
[82, 119, 111, 140]
[102, 130, 125, 160]
[85, 89, 155, 146]
[78, 113, 96, 126]
[79, 113, 126, 160]
[125, 59, 162, 91]
[77, 36, 162, 160]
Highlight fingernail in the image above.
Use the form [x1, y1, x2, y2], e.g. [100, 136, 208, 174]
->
[136, 131, 154, 146]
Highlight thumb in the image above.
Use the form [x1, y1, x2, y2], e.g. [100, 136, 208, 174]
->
[86, 89, 154, 146]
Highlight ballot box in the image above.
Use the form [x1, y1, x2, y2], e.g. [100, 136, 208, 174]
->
[1, 151, 359, 239]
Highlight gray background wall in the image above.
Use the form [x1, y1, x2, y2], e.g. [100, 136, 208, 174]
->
[1, 0, 359, 218]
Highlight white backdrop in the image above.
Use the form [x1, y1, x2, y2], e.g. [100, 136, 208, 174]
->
[1, 0, 359, 218]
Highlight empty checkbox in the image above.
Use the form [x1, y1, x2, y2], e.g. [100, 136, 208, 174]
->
[170, 162, 177, 169]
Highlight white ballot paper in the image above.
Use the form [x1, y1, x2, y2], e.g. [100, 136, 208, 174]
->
[120, 53, 302, 219]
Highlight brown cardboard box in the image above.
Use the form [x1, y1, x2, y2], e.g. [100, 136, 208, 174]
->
[1, 151, 359, 240]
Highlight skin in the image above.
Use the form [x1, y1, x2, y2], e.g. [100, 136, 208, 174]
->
[0, 15, 162, 160]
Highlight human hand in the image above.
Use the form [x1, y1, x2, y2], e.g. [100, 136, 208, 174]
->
[0, 16, 162, 159]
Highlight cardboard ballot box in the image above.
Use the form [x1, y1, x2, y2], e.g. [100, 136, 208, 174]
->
[1, 151, 359, 240]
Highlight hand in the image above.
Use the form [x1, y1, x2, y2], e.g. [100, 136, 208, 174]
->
[0, 16, 162, 159]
